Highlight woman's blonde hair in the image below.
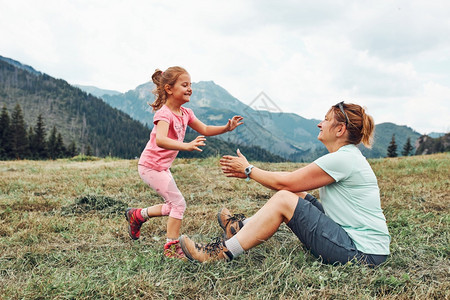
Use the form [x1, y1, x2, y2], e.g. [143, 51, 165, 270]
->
[150, 66, 188, 111]
[329, 102, 375, 148]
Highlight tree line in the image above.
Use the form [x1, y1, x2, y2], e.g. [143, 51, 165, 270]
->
[387, 132, 450, 158]
[1, 102, 438, 161]
[386, 134, 415, 158]
[0, 104, 83, 160]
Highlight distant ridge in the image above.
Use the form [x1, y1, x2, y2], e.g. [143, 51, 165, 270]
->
[97, 80, 424, 160]
[100, 80, 325, 160]
[0, 55, 41, 76]
[74, 84, 122, 98]
[0, 55, 284, 162]
[428, 132, 447, 138]
[415, 133, 450, 155]
[0, 56, 149, 158]
[2, 54, 437, 161]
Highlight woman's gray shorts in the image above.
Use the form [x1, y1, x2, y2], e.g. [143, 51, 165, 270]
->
[286, 194, 387, 266]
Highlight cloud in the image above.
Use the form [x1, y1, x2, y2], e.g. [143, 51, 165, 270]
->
[350, 1, 450, 60]
[0, 0, 449, 134]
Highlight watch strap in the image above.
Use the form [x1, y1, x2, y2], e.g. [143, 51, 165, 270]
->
[245, 165, 254, 182]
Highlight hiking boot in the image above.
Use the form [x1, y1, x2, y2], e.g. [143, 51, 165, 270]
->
[125, 208, 144, 240]
[217, 207, 246, 239]
[164, 240, 186, 259]
[179, 235, 233, 262]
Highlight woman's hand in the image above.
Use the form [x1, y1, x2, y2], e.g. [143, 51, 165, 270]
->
[226, 116, 244, 132]
[185, 135, 206, 152]
[219, 149, 249, 178]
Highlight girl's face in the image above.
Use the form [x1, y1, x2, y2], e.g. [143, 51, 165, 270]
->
[167, 73, 192, 104]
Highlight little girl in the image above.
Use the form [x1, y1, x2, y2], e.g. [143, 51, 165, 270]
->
[125, 66, 243, 258]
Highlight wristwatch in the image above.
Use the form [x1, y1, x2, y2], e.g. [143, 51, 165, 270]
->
[245, 165, 254, 182]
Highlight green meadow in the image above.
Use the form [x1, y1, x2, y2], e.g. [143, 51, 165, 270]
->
[0, 153, 448, 299]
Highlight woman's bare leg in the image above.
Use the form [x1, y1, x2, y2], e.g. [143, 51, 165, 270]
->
[235, 190, 299, 250]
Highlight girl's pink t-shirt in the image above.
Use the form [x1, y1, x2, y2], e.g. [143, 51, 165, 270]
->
[138, 105, 197, 171]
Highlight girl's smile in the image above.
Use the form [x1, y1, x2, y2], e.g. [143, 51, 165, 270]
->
[168, 73, 192, 103]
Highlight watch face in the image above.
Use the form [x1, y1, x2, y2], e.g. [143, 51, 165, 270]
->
[245, 165, 253, 175]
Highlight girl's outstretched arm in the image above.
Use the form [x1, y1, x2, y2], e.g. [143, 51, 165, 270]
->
[189, 116, 244, 136]
[156, 120, 206, 151]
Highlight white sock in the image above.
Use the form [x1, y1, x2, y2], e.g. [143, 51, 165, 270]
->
[140, 207, 149, 220]
[242, 216, 251, 226]
[224, 236, 244, 258]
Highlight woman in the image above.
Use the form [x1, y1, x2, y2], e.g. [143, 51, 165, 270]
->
[179, 102, 390, 266]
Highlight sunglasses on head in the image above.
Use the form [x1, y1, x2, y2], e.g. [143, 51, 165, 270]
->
[335, 101, 349, 126]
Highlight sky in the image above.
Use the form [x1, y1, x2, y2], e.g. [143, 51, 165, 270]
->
[1, 0, 449, 135]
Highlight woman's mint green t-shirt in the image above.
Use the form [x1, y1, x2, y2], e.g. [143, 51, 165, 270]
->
[314, 144, 390, 255]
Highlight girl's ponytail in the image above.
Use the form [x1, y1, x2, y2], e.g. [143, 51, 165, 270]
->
[150, 69, 166, 111]
[152, 69, 163, 85]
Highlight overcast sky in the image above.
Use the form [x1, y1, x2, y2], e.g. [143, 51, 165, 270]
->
[1, 0, 449, 134]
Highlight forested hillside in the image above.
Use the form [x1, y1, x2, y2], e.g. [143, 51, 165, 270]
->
[0, 59, 149, 158]
[0, 56, 285, 161]
[361, 122, 421, 158]
[415, 133, 450, 155]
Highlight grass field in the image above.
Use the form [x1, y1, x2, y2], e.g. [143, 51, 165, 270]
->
[0, 153, 449, 299]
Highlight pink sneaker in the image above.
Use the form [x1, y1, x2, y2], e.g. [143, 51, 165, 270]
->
[164, 240, 186, 259]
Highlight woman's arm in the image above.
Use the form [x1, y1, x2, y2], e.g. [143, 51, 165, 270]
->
[220, 149, 335, 192]
[189, 116, 243, 136]
[155, 120, 206, 151]
[250, 163, 335, 192]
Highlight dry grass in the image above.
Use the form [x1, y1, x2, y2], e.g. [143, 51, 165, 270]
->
[0, 153, 449, 299]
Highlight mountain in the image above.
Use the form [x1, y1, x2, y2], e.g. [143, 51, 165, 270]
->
[428, 132, 447, 138]
[415, 133, 450, 155]
[0, 58, 150, 158]
[100, 81, 324, 159]
[97, 81, 424, 160]
[0, 55, 41, 76]
[1, 56, 435, 161]
[0, 55, 284, 162]
[360, 122, 421, 158]
[73, 84, 121, 98]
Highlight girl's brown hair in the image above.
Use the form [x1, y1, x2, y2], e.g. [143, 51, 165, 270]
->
[330, 102, 375, 148]
[150, 66, 188, 111]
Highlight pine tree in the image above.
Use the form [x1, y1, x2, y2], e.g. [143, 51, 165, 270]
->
[402, 137, 414, 156]
[55, 132, 66, 158]
[0, 105, 13, 159]
[27, 126, 35, 157]
[32, 114, 48, 159]
[387, 134, 398, 157]
[85, 144, 93, 156]
[11, 104, 29, 159]
[67, 140, 78, 157]
[48, 126, 57, 159]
